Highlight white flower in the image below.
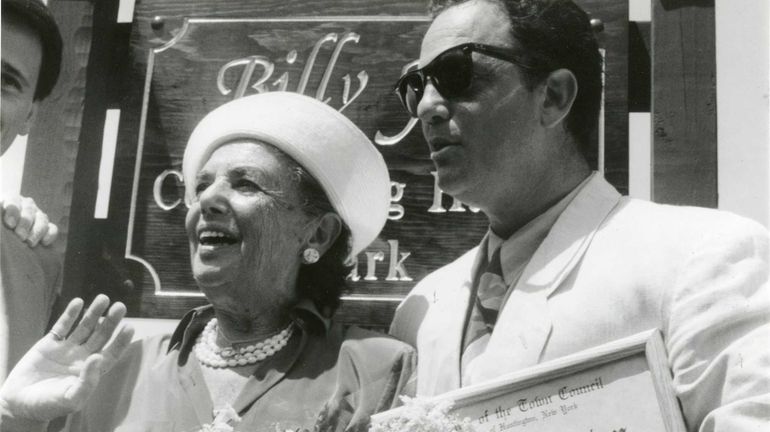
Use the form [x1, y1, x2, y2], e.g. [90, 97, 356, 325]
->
[194, 405, 242, 432]
[369, 396, 475, 432]
[200, 423, 236, 432]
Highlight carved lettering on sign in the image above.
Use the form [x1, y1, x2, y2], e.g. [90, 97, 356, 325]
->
[340, 70, 368, 113]
[347, 240, 413, 282]
[216, 32, 369, 111]
[428, 171, 480, 213]
[152, 169, 184, 211]
[217, 56, 275, 98]
[374, 59, 420, 146]
[151, 169, 481, 218]
[316, 32, 360, 103]
[135, 22, 486, 296]
[364, 250, 385, 281]
[389, 181, 406, 221]
[298, 33, 338, 95]
[385, 240, 412, 281]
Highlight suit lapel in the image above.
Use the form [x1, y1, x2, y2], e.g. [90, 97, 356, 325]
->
[467, 174, 621, 383]
[520, 174, 621, 298]
[417, 242, 485, 396]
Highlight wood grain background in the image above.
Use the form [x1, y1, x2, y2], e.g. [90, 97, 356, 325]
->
[20, 0, 95, 256]
[62, 0, 628, 329]
[652, 0, 716, 207]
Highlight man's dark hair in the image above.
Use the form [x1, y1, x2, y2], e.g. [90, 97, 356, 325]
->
[3, 0, 63, 100]
[429, 0, 603, 156]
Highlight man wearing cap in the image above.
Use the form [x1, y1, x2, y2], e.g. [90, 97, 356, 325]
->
[1, 0, 64, 382]
[389, 0, 769, 430]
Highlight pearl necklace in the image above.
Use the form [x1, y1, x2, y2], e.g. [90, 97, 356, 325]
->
[194, 318, 294, 368]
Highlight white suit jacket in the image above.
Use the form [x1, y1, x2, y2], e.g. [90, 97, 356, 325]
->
[390, 174, 770, 431]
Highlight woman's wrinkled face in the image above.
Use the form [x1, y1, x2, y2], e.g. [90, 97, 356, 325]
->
[185, 140, 312, 309]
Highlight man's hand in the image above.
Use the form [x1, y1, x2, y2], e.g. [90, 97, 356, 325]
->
[0, 195, 58, 247]
[0, 295, 134, 422]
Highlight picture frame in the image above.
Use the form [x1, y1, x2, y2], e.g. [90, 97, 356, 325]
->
[372, 329, 686, 432]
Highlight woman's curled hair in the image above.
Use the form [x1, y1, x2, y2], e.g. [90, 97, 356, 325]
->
[293, 164, 354, 318]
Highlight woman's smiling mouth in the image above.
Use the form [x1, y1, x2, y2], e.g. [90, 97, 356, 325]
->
[198, 230, 238, 246]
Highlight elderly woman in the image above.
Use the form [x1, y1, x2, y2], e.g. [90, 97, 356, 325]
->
[0, 92, 414, 431]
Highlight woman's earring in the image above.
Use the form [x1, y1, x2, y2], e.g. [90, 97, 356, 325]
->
[302, 248, 320, 264]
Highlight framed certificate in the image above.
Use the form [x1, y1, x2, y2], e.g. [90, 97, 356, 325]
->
[372, 329, 686, 432]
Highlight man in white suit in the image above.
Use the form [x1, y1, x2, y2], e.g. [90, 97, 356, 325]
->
[389, 0, 769, 430]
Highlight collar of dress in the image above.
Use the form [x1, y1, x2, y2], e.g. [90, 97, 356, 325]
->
[167, 298, 331, 365]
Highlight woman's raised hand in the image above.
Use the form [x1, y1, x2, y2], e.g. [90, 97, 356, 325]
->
[0, 295, 134, 422]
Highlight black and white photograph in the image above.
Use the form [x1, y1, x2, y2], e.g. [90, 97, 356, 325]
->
[0, 0, 768, 431]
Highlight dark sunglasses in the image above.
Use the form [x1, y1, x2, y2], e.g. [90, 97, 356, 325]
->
[394, 42, 534, 117]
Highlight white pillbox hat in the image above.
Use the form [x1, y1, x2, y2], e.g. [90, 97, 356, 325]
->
[183, 92, 390, 256]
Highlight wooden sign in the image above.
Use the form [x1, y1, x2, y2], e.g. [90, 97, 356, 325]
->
[372, 329, 687, 432]
[107, 16, 492, 322]
[90, 1, 627, 327]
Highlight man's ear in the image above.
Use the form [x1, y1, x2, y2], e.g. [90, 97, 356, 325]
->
[20, 101, 39, 136]
[540, 68, 577, 129]
[305, 212, 343, 257]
